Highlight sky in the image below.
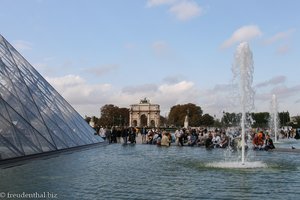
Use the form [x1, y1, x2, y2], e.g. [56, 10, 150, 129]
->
[1, 0, 300, 119]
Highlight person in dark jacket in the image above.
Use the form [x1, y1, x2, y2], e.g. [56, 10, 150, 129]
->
[205, 132, 214, 149]
[128, 127, 136, 144]
[264, 134, 275, 151]
[121, 127, 128, 144]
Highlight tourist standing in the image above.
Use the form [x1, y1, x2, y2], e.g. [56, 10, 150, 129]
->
[141, 126, 148, 144]
[116, 127, 122, 143]
[175, 129, 180, 145]
[129, 127, 136, 144]
[178, 129, 184, 146]
[111, 127, 117, 143]
[161, 132, 170, 146]
[99, 127, 106, 140]
[105, 128, 112, 143]
[122, 127, 128, 144]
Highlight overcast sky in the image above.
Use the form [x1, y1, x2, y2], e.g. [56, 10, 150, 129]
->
[1, 0, 300, 118]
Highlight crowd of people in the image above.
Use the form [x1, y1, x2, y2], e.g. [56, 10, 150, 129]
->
[98, 126, 138, 144]
[97, 126, 278, 151]
[252, 131, 275, 150]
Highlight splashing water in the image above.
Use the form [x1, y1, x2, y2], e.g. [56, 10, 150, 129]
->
[270, 94, 280, 143]
[207, 161, 267, 169]
[205, 42, 266, 169]
[232, 42, 255, 165]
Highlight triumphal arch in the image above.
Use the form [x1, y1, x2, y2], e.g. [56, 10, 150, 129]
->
[129, 98, 160, 128]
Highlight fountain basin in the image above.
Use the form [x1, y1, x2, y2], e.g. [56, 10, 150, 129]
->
[1, 143, 300, 200]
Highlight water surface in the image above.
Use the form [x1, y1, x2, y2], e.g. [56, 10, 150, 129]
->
[1, 141, 300, 200]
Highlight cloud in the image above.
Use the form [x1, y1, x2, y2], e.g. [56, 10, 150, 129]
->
[146, 0, 177, 7]
[199, 83, 237, 116]
[162, 75, 185, 84]
[221, 25, 262, 49]
[46, 74, 112, 105]
[47, 74, 85, 87]
[46, 74, 201, 116]
[146, 0, 203, 21]
[262, 29, 295, 55]
[12, 40, 33, 51]
[255, 76, 286, 88]
[263, 29, 295, 45]
[158, 80, 194, 95]
[155, 81, 200, 113]
[83, 64, 119, 76]
[253, 84, 300, 114]
[271, 85, 300, 98]
[122, 84, 158, 94]
[34, 62, 49, 71]
[113, 80, 201, 116]
[168, 1, 202, 21]
[33, 62, 56, 76]
[211, 84, 233, 92]
[44, 73, 300, 118]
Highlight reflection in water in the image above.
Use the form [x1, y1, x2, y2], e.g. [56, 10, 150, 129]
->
[1, 143, 300, 200]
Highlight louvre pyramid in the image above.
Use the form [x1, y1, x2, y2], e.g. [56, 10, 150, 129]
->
[0, 35, 103, 161]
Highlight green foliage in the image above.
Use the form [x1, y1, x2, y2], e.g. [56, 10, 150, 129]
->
[95, 103, 294, 129]
[160, 115, 167, 127]
[251, 112, 270, 128]
[168, 103, 203, 127]
[221, 112, 241, 127]
[84, 116, 91, 124]
[98, 104, 129, 127]
[213, 118, 222, 128]
[200, 113, 215, 126]
[279, 111, 290, 126]
[291, 116, 300, 128]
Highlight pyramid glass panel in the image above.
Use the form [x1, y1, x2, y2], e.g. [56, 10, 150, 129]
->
[0, 114, 24, 154]
[0, 35, 104, 161]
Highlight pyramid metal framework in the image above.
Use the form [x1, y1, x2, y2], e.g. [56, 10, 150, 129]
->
[0, 35, 103, 161]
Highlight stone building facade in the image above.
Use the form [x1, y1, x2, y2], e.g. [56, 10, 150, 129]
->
[129, 98, 160, 128]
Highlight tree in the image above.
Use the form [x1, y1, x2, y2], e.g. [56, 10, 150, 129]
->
[279, 111, 290, 126]
[118, 107, 130, 126]
[251, 112, 269, 128]
[200, 113, 215, 126]
[213, 118, 222, 128]
[98, 104, 129, 127]
[291, 116, 300, 128]
[168, 103, 202, 127]
[221, 112, 241, 127]
[160, 115, 167, 127]
[84, 116, 91, 124]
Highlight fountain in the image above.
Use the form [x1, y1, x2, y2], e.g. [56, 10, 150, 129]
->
[270, 94, 280, 143]
[207, 42, 267, 169]
[232, 42, 255, 165]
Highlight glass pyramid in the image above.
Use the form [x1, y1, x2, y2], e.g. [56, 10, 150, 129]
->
[0, 35, 103, 161]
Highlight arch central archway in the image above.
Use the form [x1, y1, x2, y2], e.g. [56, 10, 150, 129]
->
[140, 114, 148, 127]
[129, 98, 160, 128]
